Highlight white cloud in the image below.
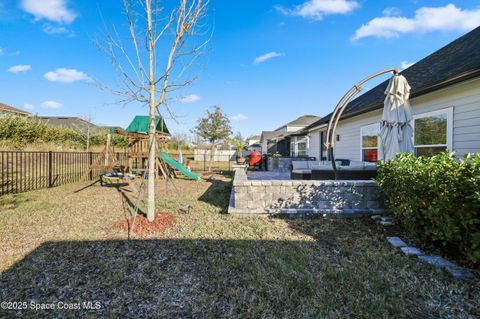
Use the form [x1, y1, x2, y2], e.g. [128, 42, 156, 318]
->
[382, 7, 402, 17]
[401, 61, 414, 69]
[180, 94, 200, 104]
[232, 113, 247, 121]
[44, 68, 91, 83]
[42, 24, 74, 36]
[353, 4, 480, 40]
[276, 0, 359, 20]
[253, 51, 283, 64]
[41, 101, 62, 109]
[7, 65, 31, 73]
[23, 103, 34, 110]
[20, 0, 76, 24]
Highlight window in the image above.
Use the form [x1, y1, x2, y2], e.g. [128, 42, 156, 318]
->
[361, 123, 380, 162]
[413, 108, 453, 156]
[320, 131, 327, 160]
[294, 136, 308, 157]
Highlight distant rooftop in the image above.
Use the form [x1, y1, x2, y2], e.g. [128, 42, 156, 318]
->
[0, 103, 31, 116]
[275, 115, 321, 131]
[38, 116, 99, 131]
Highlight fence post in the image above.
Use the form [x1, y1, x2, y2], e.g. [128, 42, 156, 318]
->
[89, 152, 93, 180]
[48, 151, 53, 188]
[203, 152, 206, 171]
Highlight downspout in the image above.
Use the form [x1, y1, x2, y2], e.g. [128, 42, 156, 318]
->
[325, 68, 399, 180]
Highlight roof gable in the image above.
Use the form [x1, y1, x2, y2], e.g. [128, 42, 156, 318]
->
[0, 103, 31, 115]
[306, 26, 480, 130]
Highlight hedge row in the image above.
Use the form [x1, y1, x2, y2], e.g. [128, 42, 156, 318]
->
[376, 151, 480, 263]
[0, 115, 127, 149]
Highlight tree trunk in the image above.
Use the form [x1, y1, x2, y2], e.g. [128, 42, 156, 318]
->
[146, 0, 156, 222]
[86, 126, 90, 152]
[209, 143, 215, 172]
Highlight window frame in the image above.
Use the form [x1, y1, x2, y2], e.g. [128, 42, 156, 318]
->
[359, 123, 380, 161]
[294, 136, 308, 157]
[412, 107, 453, 152]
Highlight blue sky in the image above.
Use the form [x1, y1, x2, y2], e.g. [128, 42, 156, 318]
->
[1, 0, 479, 137]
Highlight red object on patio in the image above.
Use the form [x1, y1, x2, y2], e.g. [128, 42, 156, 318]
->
[249, 150, 262, 166]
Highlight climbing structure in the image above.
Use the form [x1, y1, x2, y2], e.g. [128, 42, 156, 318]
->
[117, 115, 170, 176]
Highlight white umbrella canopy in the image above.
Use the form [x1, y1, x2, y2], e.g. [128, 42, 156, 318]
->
[378, 74, 414, 161]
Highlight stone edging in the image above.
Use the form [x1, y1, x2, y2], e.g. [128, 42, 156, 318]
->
[371, 215, 475, 281]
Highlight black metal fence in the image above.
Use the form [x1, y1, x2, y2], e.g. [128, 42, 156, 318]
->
[0, 151, 128, 196]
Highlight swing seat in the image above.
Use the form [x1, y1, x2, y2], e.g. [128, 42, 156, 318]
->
[100, 172, 130, 186]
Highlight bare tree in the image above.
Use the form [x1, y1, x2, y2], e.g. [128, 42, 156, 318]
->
[98, 0, 209, 221]
[77, 113, 95, 152]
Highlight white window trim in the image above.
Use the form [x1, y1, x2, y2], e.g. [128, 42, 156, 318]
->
[413, 106, 453, 151]
[359, 123, 380, 161]
[294, 136, 308, 156]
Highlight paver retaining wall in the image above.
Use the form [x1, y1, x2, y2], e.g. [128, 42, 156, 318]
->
[229, 168, 384, 217]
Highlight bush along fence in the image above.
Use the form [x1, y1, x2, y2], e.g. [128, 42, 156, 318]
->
[0, 151, 128, 196]
[376, 151, 480, 263]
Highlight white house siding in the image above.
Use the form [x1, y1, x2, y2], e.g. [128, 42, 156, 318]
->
[307, 131, 321, 160]
[308, 77, 480, 161]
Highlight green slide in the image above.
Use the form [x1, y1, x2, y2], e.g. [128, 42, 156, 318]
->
[159, 151, 200, 180]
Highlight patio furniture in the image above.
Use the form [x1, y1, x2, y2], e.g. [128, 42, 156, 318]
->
[311, 162, 377, 180]
[290, 159, 353, 180]
[290, 160, 315, 180]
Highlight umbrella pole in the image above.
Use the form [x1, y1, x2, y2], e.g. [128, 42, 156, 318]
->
[325, 68, 399, 179]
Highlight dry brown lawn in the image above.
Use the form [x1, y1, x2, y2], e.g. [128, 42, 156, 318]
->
[0, 174, 479, 318]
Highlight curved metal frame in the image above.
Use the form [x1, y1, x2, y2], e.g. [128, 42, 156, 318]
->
[325, 68, 399, 179]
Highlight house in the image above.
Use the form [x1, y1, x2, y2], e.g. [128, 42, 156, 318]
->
[303, 26, 480, 162]
[260, 115, 321, 156]
[37, 116, 100, 132]
[247, 135, 261, 146]
[0, 103, 31, 117]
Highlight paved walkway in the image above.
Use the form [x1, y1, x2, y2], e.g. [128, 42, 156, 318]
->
[247, 171, 290, 180]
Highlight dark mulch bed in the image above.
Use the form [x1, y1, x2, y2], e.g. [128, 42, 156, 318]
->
[112, 211, 176, 237]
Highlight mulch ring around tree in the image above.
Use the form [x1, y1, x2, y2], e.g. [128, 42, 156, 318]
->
[112, 211, 176, 238]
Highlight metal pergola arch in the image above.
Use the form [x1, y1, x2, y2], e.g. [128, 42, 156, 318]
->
[325, 68, 399, 180]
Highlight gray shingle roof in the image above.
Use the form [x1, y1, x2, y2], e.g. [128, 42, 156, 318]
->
[38, 117, 101, 132]
[286, 115, 321, 126]
[306, 26, 480, 130]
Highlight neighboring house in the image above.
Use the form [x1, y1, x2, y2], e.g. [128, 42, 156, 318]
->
[260, 115, 321, 156]
[304, 26, 480, 162]
[37, 116, 100, 132]
[0, 103, 31, 117]
[247, 135, 261, 146]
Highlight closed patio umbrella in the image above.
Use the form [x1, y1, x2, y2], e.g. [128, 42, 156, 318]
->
[378, 74, 414, 161]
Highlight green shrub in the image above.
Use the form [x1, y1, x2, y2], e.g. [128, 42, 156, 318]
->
[0, 115, 127, 149]
[376, 151, 480, 263]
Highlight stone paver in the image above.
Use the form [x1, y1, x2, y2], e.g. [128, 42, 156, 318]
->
[380, 216, 393, 222]
[417, 255, 475, 281]
[386, 236, 407, 248]
[370, 215, 382, 220]
[400, 246, 423, 256]
[380, 221, 393, 226]
[247, 171, 290, 180]
[418, 255, 455, 268]
[446, 266, 475, 281]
